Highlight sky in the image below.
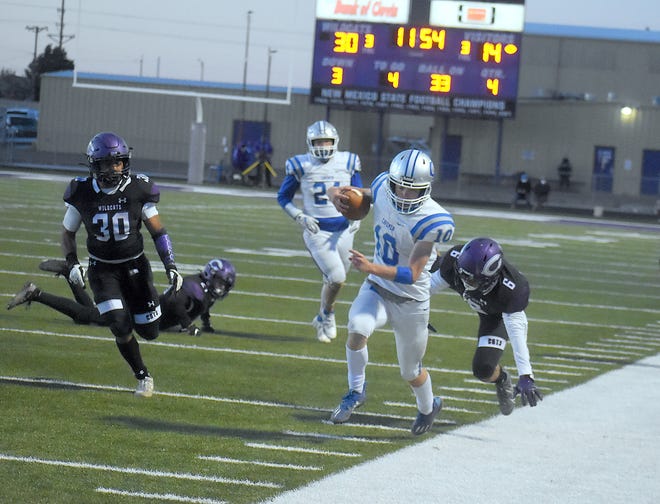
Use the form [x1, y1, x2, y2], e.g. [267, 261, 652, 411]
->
[1, 0, 658, 90]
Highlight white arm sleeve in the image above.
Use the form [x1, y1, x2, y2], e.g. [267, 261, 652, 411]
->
[283, 202, 302, 220]
[502, 311, 534, 377]
[62, 204, 82, 232]
[142, 202, 158, 220]
[429, 270, 450, 294]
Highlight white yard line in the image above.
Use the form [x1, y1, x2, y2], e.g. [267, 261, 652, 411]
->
[0, 454, 279, 488]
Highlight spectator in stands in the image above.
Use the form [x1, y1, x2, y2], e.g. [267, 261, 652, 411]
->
[511, 172, 532, 209]
[533, 177, 551, 210]
[558, 157, 572, 189]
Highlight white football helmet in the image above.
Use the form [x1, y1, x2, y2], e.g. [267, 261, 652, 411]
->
[306, 120, 339, 161]
[386, 149, 435, 214]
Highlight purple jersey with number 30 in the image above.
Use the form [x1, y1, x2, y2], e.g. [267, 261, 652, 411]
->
[63, 174, 160, 262]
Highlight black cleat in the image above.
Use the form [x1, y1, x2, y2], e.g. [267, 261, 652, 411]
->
[495, 369, 515, 416]
[7, 282, 40, 310]
[39, 259, 69, 276]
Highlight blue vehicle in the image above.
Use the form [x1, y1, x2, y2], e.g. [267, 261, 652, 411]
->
[1, 107, 39, 145]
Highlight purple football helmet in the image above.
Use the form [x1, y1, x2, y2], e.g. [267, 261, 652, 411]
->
[86, 132, 132, 186]
[202, 258, 236, 300]
[456, 237, 503, 292]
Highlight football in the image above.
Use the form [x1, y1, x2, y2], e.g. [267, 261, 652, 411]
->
[340, 187, 370, 220]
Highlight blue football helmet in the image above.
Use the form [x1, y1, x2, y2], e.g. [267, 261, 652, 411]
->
[456, 237, 503, 293]
[306, 120, 339, 161]
[202, 258, 236, 300]
[386, 149, 434, 214]
[86, 132, 132, 186]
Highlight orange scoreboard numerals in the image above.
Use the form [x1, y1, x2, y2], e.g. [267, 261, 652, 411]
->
[334, 32, 359, 54]
[430, 73, 452, 93]
[331, 67, 344, 85]
[486, 78, 500, 96]
[387, 71, 400, 88]
[482, 42, 502, 63]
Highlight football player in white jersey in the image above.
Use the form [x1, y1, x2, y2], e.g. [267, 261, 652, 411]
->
[277, 121, 363, 343]
[327, 149, 455, 435]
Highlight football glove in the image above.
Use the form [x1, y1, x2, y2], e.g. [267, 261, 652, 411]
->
[68, 263, 86, 288]
[513, 375, 543, 407]
[166, 266, 184, 293]
[295, 213, 320, 234]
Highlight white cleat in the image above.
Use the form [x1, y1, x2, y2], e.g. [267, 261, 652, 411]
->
[323, 312, 337, 340]
[134, 376, 154, 398]
[312, 314, 332, 343]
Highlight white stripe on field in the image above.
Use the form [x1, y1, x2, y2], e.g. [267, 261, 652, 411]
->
[283, 430, 393, 444]
[244, 442, 362, 458]
[382, 401, 481, 415]
[0, 453, 280, 488]
[95, 487, 226, 504]
[198, 455, 322, 471]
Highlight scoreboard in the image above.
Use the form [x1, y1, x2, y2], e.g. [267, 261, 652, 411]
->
[310, 0, 526, 118]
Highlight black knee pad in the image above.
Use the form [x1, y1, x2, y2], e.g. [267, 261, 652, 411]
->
[135, 321, 159, 341]
[472, 346, 503, 382]
[104, 311, 133, 339]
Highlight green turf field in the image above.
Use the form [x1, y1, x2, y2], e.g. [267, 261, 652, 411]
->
[1, 173, 658, 503]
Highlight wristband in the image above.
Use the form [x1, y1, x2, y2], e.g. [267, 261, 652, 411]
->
[394, 266, 413, 284]
[153, 229, 176, 268]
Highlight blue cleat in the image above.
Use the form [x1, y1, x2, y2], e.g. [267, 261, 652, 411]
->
[411, 396, 442, 436]
[330, 383, 367, 423]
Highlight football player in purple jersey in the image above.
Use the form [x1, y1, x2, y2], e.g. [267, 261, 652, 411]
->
[59, 132, 183, 397]
[277, 120, 363, 343]
[327, 149, 455, 436]
[7, 258, 236, 336]
[430, 237, 543, 415]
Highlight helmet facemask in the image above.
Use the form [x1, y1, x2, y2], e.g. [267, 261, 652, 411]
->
[91, 157, 130, 187]
[386, 176, 432, 214]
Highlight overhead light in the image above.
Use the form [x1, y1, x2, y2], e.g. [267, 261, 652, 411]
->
[620, 106, 633, 116]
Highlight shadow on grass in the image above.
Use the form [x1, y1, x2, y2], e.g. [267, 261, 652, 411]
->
[163, 328, 309, 343]
[102, 414, 402, 444]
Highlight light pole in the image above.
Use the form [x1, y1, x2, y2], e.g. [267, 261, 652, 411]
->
[239, 9, 253, 142]
[198, 58, 204, 81]
[259, 47, 277, 188]
[263, 47, 277, 123]
[242, 10, 253, 95]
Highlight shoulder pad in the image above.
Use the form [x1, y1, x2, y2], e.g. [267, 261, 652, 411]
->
[63, 177, 85, 201]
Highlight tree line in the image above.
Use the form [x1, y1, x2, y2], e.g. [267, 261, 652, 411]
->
[1, 45, 74, 101]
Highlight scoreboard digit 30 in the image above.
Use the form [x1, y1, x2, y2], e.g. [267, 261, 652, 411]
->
[311, 0, 526, 118]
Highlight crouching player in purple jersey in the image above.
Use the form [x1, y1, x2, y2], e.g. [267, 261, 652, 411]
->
[277, 121, 363, 343]
[60, 132, 183, 397]
[430, 237, 543, 414]
[327, 149, 455, 435]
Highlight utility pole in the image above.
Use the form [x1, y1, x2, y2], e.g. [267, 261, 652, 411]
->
[25, 25, 48, 61]
[48, 0, 74, 48]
